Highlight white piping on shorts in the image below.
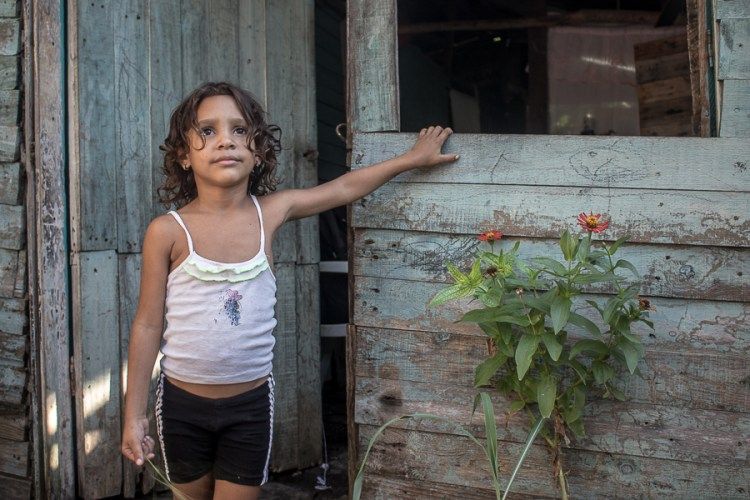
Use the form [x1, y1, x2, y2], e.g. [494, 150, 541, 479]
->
[155, 373, 171, 481]
[261, 373, 275, 485]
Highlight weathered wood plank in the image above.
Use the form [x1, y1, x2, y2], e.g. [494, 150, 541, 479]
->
[0, 363, 23, 405]
[0, 247, 17, 296]
[0, 89, 18, 125]
[355, 377, 750, 466]
[71, 251, 121, 498]
[716, 0, 750, 19]
[69, 0, 117, 251]
[271, 262, 299, 470]
[721, 79, 750, 137]
[686, 0, 711, 136]
[0, 163, 20, 204]
[0, 330, 24, 366]
[238, 0, 267, 107]
[0, 473, 30, 498]
[0, 125, 18, 161]
[206, 0, 238, 83]
[0, 0, 18, 18]
[295, 263, 322, 467]
[114, 0, 152, 253]
[32, 0, 74, 494]
[0, 203, 23, 250]
[352, 183, 750, 247]
[180, 0, 208, 90]
[355, 326, 750, 413]
[719, 18, 750, 79]
[0, 437, 27, 476]
[352, 276, 749, 355]
[358, 424, 750, 498]
[0, 18, 19, 55]
[149, 0, 182, 219]
[351, 133, 750, 192]
[360, 474, 533, 500]
[0, 55, 17, 89]
[634, 52, 690, 85]
[12, 248, 23, 298]
[0, 296, 24, 335]
[0, 413, 25, 441]
[353, 229, 748, 302]
[347, 0, 399, 132]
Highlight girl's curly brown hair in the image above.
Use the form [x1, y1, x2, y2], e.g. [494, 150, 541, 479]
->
[158, 82, 281, 208]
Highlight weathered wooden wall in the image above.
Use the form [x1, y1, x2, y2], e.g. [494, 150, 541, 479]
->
[717, 0, 750, 137]
[65, 1, 320, 497]
[346, 0, 750, 496]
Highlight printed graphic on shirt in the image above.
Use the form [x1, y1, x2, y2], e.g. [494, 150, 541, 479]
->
[217, 288, 243, 326]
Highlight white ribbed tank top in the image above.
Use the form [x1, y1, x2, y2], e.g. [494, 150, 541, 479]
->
[160, 195, 277, 384]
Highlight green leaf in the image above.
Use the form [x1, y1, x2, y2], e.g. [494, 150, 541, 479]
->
[480, 392, 498, 481]
[567, 418, 586, 437]
[474, 353, 508, 387]
[461, 308, 531, 326]
[569, 339, 609, 359]
[515, 334, 539, 380]
[617, 340, 642, 374]
[429, 284, 473, 307]
[507, 400, 525, 415]
[602, 297, 621, 324]
[536, 375, 557, 418]
[530, 256, 568, 276]
[568, 359, 589, 385]
[607, 234, 630, 255]
[560, 230, 576, 261]
[501, 417, 547, 500]
[608, 384, 627, 401]
[575, 234, 590, 261]
[639, 317, 655, 329]
[567, 312, 602, 336]
[585, 299, 603, 314]
[614, 258, 640, 278]
[551, 295, 572, 333]
[592, 360, 615, 385]
[541, 331, 563, 361]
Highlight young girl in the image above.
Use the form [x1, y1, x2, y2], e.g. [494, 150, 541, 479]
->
[121, 81, 457, 500]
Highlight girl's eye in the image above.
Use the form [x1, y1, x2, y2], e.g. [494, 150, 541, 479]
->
[234, 127, 248, 135]
[200, 127, 214, 136]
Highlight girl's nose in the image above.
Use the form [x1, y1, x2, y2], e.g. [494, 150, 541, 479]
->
[217, 132, 235, 149]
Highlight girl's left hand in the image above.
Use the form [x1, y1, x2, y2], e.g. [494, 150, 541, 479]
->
[406, 126, 459, 169]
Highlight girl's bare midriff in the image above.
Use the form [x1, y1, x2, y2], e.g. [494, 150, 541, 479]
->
[167, 374, 269, 398]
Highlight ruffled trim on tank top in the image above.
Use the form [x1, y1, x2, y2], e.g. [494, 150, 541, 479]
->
[182, 254, 270, 283]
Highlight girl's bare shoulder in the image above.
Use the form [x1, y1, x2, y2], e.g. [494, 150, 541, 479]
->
[142, 213, 183, 254]
[256, 190, 293, 228]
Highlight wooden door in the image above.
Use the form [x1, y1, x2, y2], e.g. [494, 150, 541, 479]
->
[65, 1, 320, 497]
[346, 0, 749, 497]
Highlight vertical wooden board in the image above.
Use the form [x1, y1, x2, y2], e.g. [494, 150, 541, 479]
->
[206, 0, 239, 83]
[0, 203, 23, 250]
[0, 18, 19, 55]
[238, 0, 267, 107]
[115, 0, 152, 253]
[266, 1, 296, 264]
[0, 55, 18, 89]
[295, 263, 322, 466]
[180, 0, 208, 91]
[716, 0, 750, 19]
[719, 18, 750, 79]
[69, 0, 117, 252]
[71, 251, 121, 498]
[686, 0, 711, 136]
[0, 89, 19, 125]
[0, 248, 18, 298]
[721, 79, 750, 137]
[149, 0, 182, 217]
[347, 0, 399, 132]
[0, 162, 21, 204]
[0, 124, 18, 161]
[270, 262, 298, 470]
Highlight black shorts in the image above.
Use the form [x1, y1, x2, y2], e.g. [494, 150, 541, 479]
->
[155, 373, 275, 486]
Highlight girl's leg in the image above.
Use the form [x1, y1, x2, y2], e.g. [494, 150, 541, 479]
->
[172, 472, 214, 500]
[212, 480, 260, 500]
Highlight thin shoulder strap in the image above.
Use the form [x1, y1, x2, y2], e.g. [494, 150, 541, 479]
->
[168, 211, 194, 253]
[250, 195, 266, 250]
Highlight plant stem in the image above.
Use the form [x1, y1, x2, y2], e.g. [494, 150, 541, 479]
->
[558, 465, 569, 500]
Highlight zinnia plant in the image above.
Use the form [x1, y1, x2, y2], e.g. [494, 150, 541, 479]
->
[430, 212, 653, 498]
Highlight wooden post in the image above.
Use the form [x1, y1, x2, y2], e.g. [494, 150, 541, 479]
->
[30, 0, 75, 497]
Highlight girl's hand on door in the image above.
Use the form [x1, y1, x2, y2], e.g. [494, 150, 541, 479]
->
[405, 126, 458, 169]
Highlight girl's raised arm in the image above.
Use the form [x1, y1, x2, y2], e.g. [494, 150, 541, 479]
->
[274, 126, 457, 223]
[121, 215, 174, 466]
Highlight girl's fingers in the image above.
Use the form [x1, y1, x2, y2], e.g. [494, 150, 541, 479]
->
[439, 127, 453, 139]
[440, 153, 460, 163]
[419, 128, 427, 137]
[427, 126, 435, 135]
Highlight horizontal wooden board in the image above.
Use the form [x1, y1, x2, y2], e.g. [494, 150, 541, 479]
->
[0, 0, 18, 18]
[0, 363, 23, 405]
[0, 19, 18, 55]
[633, 34, 688, 60]
[355, 377, 750, 466]
[0, 125, 18, 161]
[0, 437, 26, 476]
[0, 330, 24, 366]
[0, 163, 20, 204]
[0, 55, 17, 89]
[634, 52, 690, 85]
[353, 229, 748, 301]
[358, 424, 750, 498]
[0, 296, 25, 334]
[351, 133, 750, 193]
[640, 76, 692, 105]
[0, 473, 30, 498]
[360, 473, 544, 500]
[0, 89, 18, 125]
[351, 276, 750, 356]
[0, 413, 26, 441]
[0, 203, 22, 250]
[354, 326, 749, 413]
[353, 182, 749, 247]
[0, 247, 18, 297]
[719, 18, 750, 79]
[720, 79, 750, 137]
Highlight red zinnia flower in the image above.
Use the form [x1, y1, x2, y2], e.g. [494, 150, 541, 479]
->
[478, 230, 503, 242]
[577, 212, 610, 233]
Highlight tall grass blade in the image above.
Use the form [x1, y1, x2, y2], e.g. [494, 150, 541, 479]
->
[501, 417, 547, 500]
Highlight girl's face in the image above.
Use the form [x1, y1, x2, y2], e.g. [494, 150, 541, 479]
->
[182, 95, 258, 189]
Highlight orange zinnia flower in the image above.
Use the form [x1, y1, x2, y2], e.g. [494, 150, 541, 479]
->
[478, 230, 503, 242]
[577, 212, 610, 233]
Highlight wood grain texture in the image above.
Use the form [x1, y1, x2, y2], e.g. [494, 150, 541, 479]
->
[353, 229, 748, 302]
[180, 0, 208, 91]
[355, 377, 750, 466]
[358, 424, 750, 498]
[0, 437, 27, 476]
[0, 329, 25, 367]
[686, 0, 711, 136]
[347, 0, 399, 133]
[716, 0, 750, 19]
[238, 0, 267, 107]
[71, 251, 121, 498]
[351, 133, 750, 192]
[206, 0, 238, 83]
[0, 89, 19, 124]
[0, 124, 18, 161]
[0, 413, 26, 441]
[0, 473, 30, 498]
[0, 203, 23, 250]
[0, 248, 18, 297]
[0, 362, 23, 405]
[0, 162, 20, 204]
[353, 182, 749, 248]
[114, 0, 152, 253]
[352, 276, 749, 355]
[68, 0, 117, 252]
[0, 55, 18, 89]
[32, 0, 74, 494]
[721, 79, 750, 137]
[719, 18, 750, 79]
[0, 296, 24, 335]
[0, 18, 19, 55]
